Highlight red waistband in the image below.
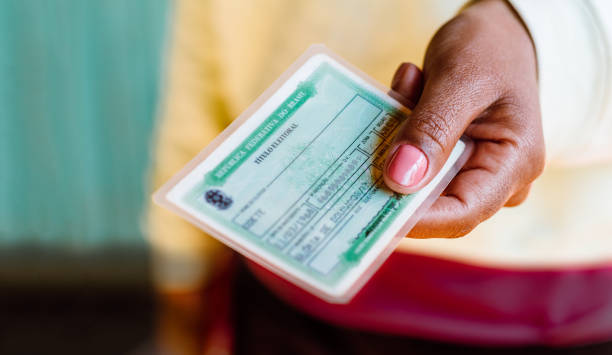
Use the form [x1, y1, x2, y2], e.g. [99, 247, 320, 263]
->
[248, 251, 612, 346]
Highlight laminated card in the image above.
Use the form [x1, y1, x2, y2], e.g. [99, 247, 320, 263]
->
[153, 45, 472, 303]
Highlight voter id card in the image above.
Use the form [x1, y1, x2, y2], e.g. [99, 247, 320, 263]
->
[153, 45, 472, 303]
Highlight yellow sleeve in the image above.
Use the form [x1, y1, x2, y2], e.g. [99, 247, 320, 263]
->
[147, 0, 232, 291]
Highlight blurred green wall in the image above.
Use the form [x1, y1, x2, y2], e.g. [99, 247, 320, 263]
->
[0, 0, 170, 275]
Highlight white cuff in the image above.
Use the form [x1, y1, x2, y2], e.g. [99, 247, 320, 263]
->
[508, 0, 611, 165]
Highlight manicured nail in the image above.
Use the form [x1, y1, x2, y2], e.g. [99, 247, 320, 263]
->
[386, 144, 428, 187]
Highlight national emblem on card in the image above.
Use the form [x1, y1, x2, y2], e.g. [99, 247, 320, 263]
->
[204, 189, 233, 210]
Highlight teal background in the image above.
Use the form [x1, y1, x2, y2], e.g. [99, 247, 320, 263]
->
[0, 0, 170, 281]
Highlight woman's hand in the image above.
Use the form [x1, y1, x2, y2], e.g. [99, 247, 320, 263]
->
[384, 0, 545, 238]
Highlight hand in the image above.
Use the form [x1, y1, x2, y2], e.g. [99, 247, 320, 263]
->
[384, 0, 545, 238]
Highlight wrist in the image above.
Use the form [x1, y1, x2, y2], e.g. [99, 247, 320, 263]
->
[461, 0, 536, 73]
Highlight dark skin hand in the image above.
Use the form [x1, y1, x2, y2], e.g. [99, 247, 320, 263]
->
[384, 0, 545, 238]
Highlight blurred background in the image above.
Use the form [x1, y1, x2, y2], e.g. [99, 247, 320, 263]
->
[1, 0, 611, 354]
[0, 0, 168, 353]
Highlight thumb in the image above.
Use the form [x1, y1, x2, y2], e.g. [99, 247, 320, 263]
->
[383, 67, 491, 194]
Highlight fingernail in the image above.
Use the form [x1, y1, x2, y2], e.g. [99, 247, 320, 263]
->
[391, 62, 409, 90]
[391, 63, 422, 109]
[386, 144, 428, 187]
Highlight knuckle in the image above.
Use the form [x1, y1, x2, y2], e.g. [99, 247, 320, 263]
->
[475, 201, 499, 225]
[521, 109, 546, 177]
[496, 97, 546, 183]
[446, 199, 482, 238]
[531, 134, 546, 177]
[460, 192, 504, 236]
[531, 150, 545, 179]
[411, 108, 454, 151]
[453, 224, 476, 238]
[518, 130, 546, 181]
[446, 218, 479, 238]
[505, 192, 528, 207]
[427, 13, 481, 65]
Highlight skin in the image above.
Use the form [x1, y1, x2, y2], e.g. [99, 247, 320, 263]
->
[384, 0, 545, 238]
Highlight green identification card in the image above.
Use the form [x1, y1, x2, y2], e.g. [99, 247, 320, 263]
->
[154, 45, 470, 303]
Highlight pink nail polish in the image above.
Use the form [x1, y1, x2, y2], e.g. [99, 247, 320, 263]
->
[387, 144, 428, 187]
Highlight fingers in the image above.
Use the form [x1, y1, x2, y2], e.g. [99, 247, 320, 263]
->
[383, 62, 497, 195]
[389, 62, 424, 110]
[406, 141, 518, 238]
[384, 0, 544, 238]
[504, 184, 531, 207]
